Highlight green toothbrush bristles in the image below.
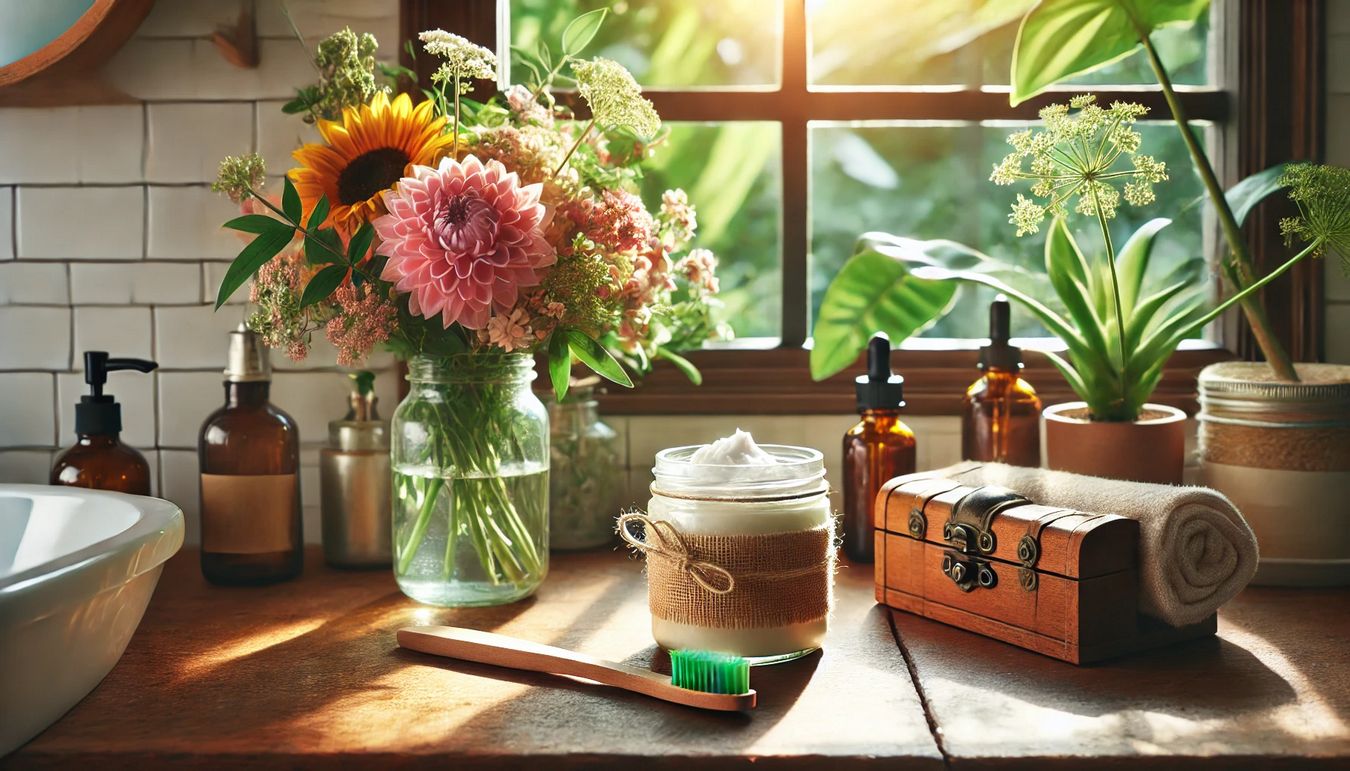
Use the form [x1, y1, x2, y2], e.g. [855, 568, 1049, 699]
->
[669, 649, 751, 695]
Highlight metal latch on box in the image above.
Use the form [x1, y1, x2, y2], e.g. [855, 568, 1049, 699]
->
[942, 550, 997, 592]
[942, 486, 1028, 556]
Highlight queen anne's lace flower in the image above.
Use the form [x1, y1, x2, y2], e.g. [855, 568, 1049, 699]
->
[420, 29, 496, 92]
[571, 57, 660, 137]
[373, 155, 555, 329]
[990, 95, 1165, 236]
[1279, 163, 1350, 272]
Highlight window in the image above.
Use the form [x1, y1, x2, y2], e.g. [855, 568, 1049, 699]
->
[405, 0, 1324, 413]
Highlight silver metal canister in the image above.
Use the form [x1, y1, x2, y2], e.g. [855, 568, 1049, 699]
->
[320, 379, 391, 568]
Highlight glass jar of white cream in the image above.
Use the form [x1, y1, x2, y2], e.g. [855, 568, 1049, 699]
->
[632, 432, 833, 665]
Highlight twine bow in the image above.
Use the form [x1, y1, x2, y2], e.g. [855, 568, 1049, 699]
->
[617, 512, 736, 595]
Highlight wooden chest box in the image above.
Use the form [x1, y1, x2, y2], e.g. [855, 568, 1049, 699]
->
[873, 476, 1216, 664]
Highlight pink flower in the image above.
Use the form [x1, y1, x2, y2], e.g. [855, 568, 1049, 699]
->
[374, 155, 555, 329]
[543, 301, 566, 319]
[560, 189, 654, 255]
[326, 282, 397, 367]
[486, 308, 532, 352]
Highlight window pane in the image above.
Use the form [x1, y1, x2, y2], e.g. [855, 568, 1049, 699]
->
[510, 0, 782, 88]
[641, 122, 782, 338]
[809, 1, 1209, 87]
[809, 122, 1208, 339]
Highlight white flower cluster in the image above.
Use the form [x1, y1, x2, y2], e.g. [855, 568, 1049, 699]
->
[419, 29, 496, 93]
[571, 57, 660, 138]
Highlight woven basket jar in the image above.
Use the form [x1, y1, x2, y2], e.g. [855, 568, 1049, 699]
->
[1197, 362, 1350, 587]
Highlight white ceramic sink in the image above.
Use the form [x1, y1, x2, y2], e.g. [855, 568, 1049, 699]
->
[0, 484, 183, 756]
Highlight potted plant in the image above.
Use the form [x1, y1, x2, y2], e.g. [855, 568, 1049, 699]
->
[814, 0, 1350, 582]
[1007, 0, 1350, 583]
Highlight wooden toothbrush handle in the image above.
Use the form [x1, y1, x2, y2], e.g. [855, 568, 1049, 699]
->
[396, 625, 755, 712]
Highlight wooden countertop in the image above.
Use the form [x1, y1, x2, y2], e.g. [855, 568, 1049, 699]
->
[7, 547, 1348, 769]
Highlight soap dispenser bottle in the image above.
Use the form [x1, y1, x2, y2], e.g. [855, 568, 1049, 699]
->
[198, 324, 303, 585]
[961, 297, 1042, 466]
[319, 371, 391, 568]
[843, 336, 916, 563]
[51, 351, 158, 495]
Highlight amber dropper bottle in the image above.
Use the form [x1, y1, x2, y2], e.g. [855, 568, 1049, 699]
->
[961, 297, 1042, 466]
[843, 336, 916, 563]
[50, 351, 158, 495]
[198, 325, 303, 585]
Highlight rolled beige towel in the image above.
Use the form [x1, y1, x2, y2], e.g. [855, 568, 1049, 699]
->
[921, 462, 1259, 628]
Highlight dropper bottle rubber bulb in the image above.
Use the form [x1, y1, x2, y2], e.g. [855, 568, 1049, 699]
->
[842, 335, 916, 563]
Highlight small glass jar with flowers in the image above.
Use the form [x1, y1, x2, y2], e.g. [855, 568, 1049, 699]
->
[209, 13, 726, 606]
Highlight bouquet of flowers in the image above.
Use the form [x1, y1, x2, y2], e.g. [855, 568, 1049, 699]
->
[210, 11, 726, 604]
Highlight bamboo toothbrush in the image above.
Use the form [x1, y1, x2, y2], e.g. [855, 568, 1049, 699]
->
[397, 625, 757, 711]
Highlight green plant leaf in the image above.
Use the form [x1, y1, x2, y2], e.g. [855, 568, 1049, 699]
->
[282, 175, 302, 222]
[223, 214, 290, 235]
[214, 227, 294, 309]
[347, 222, 375, 265]
[307, 195, 330, 231]
[1227, 163, 1289, 226]
[1045, 217, 1111, 357]
[565, 329, 633, 388]
[548, 332, 572, 402]
[561, 8, 608, 56]
[1113, 217, 1171, 315]
[654, 348, 702, 385]
[1010, 0, 1209, 105]
[300, 264, 347, 308]
[305, 227, 344, 265]
[810, 241, 957, 381]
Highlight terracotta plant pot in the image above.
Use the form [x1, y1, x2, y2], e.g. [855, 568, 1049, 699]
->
[1042, 401, 1187, 485]
[1197, 362, 1350, 587]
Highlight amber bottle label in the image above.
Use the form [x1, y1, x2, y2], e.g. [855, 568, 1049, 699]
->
[200, 473, 297, 554]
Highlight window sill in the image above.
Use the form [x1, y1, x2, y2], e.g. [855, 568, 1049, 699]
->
[593, 340, 1234, 416]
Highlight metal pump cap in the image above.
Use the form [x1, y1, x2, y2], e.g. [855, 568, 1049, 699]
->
[224, 323, 271, 382]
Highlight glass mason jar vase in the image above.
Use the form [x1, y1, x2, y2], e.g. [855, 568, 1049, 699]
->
[548, 385, 623, 550]
[391, 354, 549, 606]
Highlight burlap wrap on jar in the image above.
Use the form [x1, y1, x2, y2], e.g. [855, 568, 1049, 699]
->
[620, 513, 834, 631]
[630, 443, 835, 663]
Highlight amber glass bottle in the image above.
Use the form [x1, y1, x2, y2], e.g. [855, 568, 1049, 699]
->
[961, 298, 1042, 466]
[843, 336, 916, 563]
[199, 326, 302, 585]
[51, 352, 157, 495]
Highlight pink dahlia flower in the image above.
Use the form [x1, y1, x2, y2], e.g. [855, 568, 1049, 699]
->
[374, 155, 555, 329]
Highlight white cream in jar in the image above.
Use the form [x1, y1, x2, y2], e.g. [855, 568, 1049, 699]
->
[644, 430, 832, 665]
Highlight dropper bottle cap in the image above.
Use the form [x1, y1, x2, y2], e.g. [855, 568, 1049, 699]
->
[76, 351, 158, 435]
[855, 335, 905, 411]
[978, 296, 1023, 371]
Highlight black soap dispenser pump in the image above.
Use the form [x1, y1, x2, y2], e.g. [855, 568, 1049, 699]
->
[51, 351, 159, 495]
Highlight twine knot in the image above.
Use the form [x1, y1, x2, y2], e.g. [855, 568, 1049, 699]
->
[617, 512, 735, 595]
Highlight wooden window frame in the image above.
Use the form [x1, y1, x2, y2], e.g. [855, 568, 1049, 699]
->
[399, 0, 1324, 415]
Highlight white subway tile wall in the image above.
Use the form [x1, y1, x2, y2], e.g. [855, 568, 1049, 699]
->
[0, 0, 405, 542]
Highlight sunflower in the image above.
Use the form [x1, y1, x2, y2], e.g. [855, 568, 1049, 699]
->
[290, 91, 455, 234]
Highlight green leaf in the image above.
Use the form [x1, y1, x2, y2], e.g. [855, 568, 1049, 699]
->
[654, 348, 702, 385]
[307, 195, 330, 231]
[1113, 217, 1171, 315]
[300, 264, 347, 308]
[223, 214, 290, 235]
[305, 227, 344, 265]
[1010, 0, 1209, 105]
[282, 175, 302, 223]
[809, 242, 957, 381]
[347, 222, 376, 265]
[565, 329, 633, 388]
[548, 332, 572, 402]
[214, 227, 294, 309]
[561, 8, 608, 56]
[1226, 163, 1289, 226]
[1044, 217, 1111, 357]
